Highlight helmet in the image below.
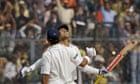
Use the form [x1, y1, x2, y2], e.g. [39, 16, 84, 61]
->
[47, 28, 59, 44]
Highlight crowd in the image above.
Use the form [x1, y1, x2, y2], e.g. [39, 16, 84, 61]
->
[0, 0, 140, 84]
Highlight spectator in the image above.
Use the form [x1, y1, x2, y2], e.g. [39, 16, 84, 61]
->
[100, 0, 117, 28]
[3, 57, 17, 84]
[29, 2, 41, 18]
[96, 7, 103, 22]
[119, 0, 131, 27]
[86, 0, 97, 13]
[0, 14, 16, 52]
[43, 5, 52, 27]
[94, 23, 109, 38]
[122, 21, 140, 84]
[124, 6, 139, 27]
[0, 21, 16, 53]
[56, 0, 75, 36]
[0, 0, 14, 15]
[73, 6, 87, 37]
[112, 0, 122, 14]
[18, 0, 30, 18]
[129, 43, 140, 84]
[78, 0, 86, 8]
[109, 15, 120, 38]
[44, 0, 52, 6]
[120, 21, 139, 83]
[0, 56, 8, 84]
[19, 21, 42, 39]
[16, 6, 29, 30]
[95, 43, 105, 56]
[93, 55, 108, 84]
[86, 11, 96, 37]
[44, 11, 61, 32]
[13, 41, 29, 72]
[121, 21, 136, 38]
[29, 2, 43, 26]
[56, 0, 74, 24]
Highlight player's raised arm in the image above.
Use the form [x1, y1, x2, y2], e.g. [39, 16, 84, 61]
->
[69, 46, 96, 67]
[68, 46, 87, 67]
[69, 46, 107, 75]
[56, 0, 63, 9]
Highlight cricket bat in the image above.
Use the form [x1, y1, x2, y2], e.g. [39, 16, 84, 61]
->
[94, 40, 139, 84]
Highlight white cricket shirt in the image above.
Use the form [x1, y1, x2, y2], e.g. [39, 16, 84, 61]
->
[41, 43, 83, 84]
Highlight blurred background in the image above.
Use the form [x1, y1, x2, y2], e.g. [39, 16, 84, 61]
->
[0, 0, 140, 84]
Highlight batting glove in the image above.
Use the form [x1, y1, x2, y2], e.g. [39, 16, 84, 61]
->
[98, 68, 108, 75]
[86, 47, 96, 57]
[19, 66, 30, 77]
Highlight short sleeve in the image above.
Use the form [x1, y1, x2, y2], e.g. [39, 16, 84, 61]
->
[69, 46, 83, 66]
[40, 52, 51, 75]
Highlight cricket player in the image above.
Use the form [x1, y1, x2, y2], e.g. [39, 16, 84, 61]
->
[41, 28, 107, 84]
[20, 25, 107, 84]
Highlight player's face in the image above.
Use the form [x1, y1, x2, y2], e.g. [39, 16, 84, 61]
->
[59, 28, 70, 40]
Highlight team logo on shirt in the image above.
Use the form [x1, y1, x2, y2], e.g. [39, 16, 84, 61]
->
[73, 53, 78, 59]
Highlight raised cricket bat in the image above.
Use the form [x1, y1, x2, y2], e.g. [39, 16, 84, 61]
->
[95, 40, 139, 84]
